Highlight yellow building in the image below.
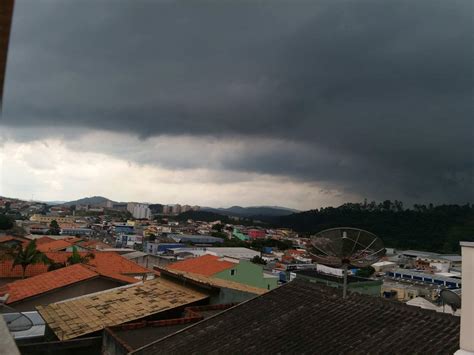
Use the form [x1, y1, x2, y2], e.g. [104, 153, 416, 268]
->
[30, 214, 76, 224]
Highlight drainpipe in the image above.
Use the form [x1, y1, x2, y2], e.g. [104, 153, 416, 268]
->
[456, 242, 474, 354]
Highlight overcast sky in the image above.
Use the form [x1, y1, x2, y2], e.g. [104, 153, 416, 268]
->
[0, 0, 472, 209]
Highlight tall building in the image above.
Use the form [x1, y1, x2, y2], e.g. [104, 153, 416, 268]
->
[128, 203, 151, 219]
[162, 205, 172, 215]
[171, 204, 181, 215]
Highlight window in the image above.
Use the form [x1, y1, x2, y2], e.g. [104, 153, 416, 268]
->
[230, 269, 236, 276]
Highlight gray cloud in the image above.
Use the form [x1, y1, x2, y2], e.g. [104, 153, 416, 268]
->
[2, 0, 473, 204]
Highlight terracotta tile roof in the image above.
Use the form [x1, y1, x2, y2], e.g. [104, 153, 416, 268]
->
[36, 239, 72, 252]
[33, 236, 56, 245]
[37, 278, 209, 340]
[88, 252, 152, 276]
[159, 267, 266, 295]
[0, 251, 151, 279]
[139, 279, 460, 355]
[0, 252, 69, 278]
[78, 240, 109, 250]
[99, 272, 142, 284]
[0, 264, 98, 304]
[0, 236, 17, 243]
[62, 236, 82, 244]
[167, 254, 235, 276]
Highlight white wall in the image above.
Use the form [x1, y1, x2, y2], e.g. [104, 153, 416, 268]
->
[458, 242, 474, 353]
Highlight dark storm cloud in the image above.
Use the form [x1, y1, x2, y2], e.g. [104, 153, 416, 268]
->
[2, 0, 473, 203]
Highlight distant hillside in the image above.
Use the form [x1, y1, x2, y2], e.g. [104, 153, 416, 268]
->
[175, 210, 232, 223]
[175, 210, 264, 226]
[62, 196, 115, 206]
[202, 206, 299, 218]
[271, 202, 474, 253]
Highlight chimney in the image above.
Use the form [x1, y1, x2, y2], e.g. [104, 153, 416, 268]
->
[456, 242, 474, 354]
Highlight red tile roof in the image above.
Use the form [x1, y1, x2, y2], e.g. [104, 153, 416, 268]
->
[168, 255, 235, 277]
[0, 236, 16, 243]
[33, 236, 56, 245]
[88, 252, 151, 276]
[0, 252, 70, 278]
[78, 240, 109, 250]
[0, 251, 151, 279]
[36, 239, 72, 252]
[0, 264, 98, 304]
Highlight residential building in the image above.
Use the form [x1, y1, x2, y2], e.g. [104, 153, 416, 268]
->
[29, 215, 75, 224]
[247, 229, 266, 239]
[169, 234, 224, 244]
[382, 279, 440, 301]
[60, 227, 93, 236]
[103, 304, 236, 354]
[128, 203, 151, 219]
[387, 268, 462, 288]
[0, 264, 131, 311]
[167, 247, 260, 260]
[0, 251, 155, 285]
[143, 242, 183, 255]
[371, 260, 397, 273]
[167, 254, 278, 290]
[37, 278, 209, 340]
[232, 227, 249, 241]
[134, 278, 460, 354]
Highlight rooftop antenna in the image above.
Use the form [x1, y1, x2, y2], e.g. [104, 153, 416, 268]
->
[310, 227, 385, 299]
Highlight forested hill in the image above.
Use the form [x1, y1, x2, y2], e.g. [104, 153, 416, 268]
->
[272, 202, 474, 253]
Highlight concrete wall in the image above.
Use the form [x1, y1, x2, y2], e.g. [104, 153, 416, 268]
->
[11, 277, 124, 312]
[214, 260, 278, 290]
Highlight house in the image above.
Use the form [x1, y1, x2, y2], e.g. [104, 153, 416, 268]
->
[122, 251, 162, 269]
[167, 254, 278, 290]
[102, 304, 236, 355]
[0, 251, 155, 285]
[37, 278, 209, 340]
[0, 235, 26, 249]
[387, 268, 462, 288]
[167, 247, 261, 260]
[158, 266, 266, 304]
[134, 278, 460, 355]
[247, 229, 265, 239]
[0, 264, 133, 311]
[169, 234, 224, 244]
[34, 239, 72, 252]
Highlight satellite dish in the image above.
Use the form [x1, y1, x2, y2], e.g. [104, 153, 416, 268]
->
[440, 288, 461, 312]
[310, 227, 385, 298]
[1, 304, 34, 332]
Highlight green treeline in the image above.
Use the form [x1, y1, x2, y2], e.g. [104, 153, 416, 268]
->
[273, 201, 474, 253]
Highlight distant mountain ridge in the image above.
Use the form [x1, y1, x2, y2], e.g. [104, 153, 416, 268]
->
[62, 196, 115, 206]
[202, 205, 299, 217]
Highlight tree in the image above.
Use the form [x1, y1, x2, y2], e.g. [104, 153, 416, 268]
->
[251, 255, 267, 265]
[67, 246, 95, 265]
[211, 231, 227, 239]
[3, 240, 52, 279]
[212, 223, 224, 232]
[355, 266, 375, 278]
[49, 220, 61, 235]
[0, 214, 14, 230]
